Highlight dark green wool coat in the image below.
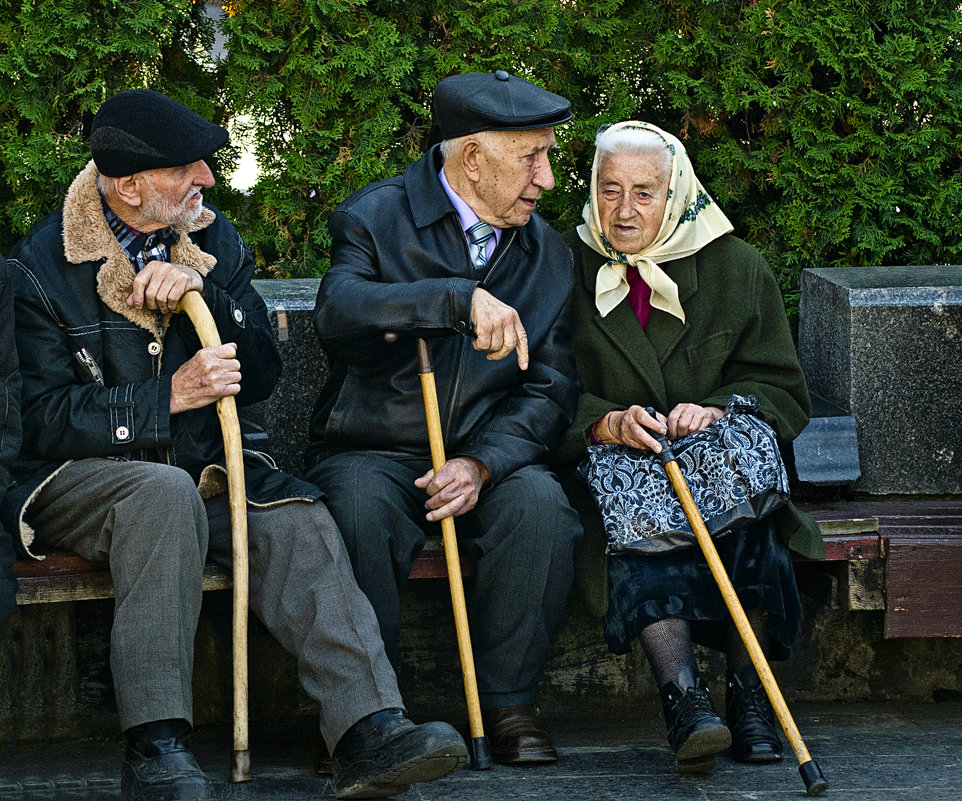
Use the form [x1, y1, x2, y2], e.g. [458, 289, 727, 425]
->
[557, 230, 824, 614]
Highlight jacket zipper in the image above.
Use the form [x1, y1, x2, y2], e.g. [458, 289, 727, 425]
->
[442, 229, 516, 436]
[74, 348, 104, 385]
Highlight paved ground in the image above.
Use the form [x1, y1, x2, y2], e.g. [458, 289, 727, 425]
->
[2, 698, 961, 800]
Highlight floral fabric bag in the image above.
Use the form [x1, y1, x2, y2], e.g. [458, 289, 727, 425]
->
[578, 395, 790, 555]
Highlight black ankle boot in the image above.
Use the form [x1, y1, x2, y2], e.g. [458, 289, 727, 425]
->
[121, 719, 214, 801]
[725, 670, 783, 763]
[332, 708, 467, 799]
[660, 668, 731, 773]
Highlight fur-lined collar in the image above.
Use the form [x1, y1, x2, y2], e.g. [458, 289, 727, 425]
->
[62, 160, 218, 338]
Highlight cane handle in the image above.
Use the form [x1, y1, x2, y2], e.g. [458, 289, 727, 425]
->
[643, 407, 674, 459]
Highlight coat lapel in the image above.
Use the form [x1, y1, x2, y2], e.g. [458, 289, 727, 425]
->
[579, 247, 669, 409]
[646, 253, 698, 367]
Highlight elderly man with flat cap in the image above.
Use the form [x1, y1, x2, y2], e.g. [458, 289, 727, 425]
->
[2, 88, 467, 801]
[305, 71, 583, 764]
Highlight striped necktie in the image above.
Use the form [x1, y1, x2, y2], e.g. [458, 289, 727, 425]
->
[467, 220, 495, 269]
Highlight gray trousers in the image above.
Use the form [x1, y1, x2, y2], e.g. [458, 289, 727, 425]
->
[28, 458, 402, 750]
[307, 454, 581, 709]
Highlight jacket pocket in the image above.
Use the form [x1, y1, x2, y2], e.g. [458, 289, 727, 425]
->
[686, 330, 733, 367]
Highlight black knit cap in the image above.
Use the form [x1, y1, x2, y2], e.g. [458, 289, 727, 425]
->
[432, 71, 572, 140]
[89, 89, 229, 177]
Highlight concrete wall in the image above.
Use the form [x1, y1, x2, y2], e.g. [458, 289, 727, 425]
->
[3, 277, 961, 745]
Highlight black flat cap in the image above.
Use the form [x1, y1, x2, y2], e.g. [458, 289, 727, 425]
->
[432, 71, 572, 139]
[90, 89, 229, 177]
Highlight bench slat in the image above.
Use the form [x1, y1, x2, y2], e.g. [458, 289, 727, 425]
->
[14, 539, 468, 604]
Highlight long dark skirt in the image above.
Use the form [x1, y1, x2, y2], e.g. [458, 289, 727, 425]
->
[604, 516, 801, 660]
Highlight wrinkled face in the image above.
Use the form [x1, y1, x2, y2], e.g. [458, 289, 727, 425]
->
[474, 128, 557, 228]
[597, 151, 671, 254]
[140, 160, 215, 228]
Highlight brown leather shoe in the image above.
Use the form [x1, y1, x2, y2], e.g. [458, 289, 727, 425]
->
[483, 704, 557, 764]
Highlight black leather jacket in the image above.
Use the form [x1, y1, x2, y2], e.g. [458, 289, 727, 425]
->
[306, 146, 578, 485]
[2, 162, 320, 555]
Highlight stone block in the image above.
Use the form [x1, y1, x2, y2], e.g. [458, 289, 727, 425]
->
[792, 393, 861, 486]
[250, 279, 324, 477]
[799, 266, 962, 495]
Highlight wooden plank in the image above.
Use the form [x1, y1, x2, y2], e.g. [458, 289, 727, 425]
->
[15, 563, 231, 605]
[885, 539, 962, 638]
[791, 509, 881, 561]
[813, 517, 879, 537]
[819, 533, 882, 561]
[13, 537, 466, 604]
[407, 537, 473, 579]
[843, 559, 886, 611]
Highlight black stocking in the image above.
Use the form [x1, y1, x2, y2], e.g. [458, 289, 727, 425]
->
[638, 617, 698, 688]
[725, 608, 768, 677]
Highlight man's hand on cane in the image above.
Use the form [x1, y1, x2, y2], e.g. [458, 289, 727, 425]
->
[127, 260, 204, 313]
[170, 343, 241, 413]
[415, 456, 491, 522]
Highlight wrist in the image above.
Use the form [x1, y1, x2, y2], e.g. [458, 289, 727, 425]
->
[459, 455, 491, 488]
[595, 412, 619, 445]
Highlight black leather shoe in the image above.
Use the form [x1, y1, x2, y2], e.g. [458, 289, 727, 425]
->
[482, 704, 557, 765]
[332, 708, 467, 799]
[726, 670, 783, 763]
[660, 669, 731, 773]
[121, 720, 214, 801]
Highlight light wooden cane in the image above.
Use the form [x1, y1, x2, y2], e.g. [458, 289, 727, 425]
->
[417, 338, 492, 770]
[645, 412, 828, 795]
[176, 291, 252, 783]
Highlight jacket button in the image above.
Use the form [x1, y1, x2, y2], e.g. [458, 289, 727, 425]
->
[233, 308, 244, 323]
[115, 426, 130, 440]
[147, 342, 161, 356]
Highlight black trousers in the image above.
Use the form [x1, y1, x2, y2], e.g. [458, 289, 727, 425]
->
[308, 453, 582, 709]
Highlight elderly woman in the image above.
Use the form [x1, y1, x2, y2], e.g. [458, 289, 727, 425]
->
[556, 122, 823, 773]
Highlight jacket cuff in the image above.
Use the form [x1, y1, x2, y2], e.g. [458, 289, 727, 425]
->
[450, 279, 478, 337]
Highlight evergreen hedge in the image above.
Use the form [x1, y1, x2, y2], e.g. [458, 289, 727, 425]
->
[1, 0, 959, 313]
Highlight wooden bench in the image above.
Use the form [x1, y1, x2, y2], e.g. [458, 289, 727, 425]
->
[796, 500, 962, 638]
[13, 503, 873, 606]
[12, 537, 466, 605]
[10, 507, 886, 605]
[15, 500, 961, 639]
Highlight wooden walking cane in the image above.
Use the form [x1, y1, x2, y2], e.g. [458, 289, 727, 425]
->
[417, 337, 492, 770]
[176, 290, 252, 784]
[644, 409, 828, 796]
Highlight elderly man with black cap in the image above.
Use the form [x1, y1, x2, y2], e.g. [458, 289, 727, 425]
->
[305, 71, 583, 765]
[2, 88, 467, 801]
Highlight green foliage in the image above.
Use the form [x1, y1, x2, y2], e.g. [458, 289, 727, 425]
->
[220, 0, 661, 276]
[643, 0, 962, 295]
[0, 0, 959, 316]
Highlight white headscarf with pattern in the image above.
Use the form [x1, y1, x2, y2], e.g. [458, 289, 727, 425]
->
[577, 121, 734, 321]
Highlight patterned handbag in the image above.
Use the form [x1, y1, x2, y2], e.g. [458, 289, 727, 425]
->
[578, 395, 790, 555]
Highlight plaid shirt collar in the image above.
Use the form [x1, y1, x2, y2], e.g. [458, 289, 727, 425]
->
[101, 195, 180, 272]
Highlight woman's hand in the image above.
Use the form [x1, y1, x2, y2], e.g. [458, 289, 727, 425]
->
[594, 405, 667, 452]
[666, 403, 724, 439]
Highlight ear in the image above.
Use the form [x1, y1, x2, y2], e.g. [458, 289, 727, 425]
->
[459, 139, 483, 184]
[114, 174, 145, 209]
